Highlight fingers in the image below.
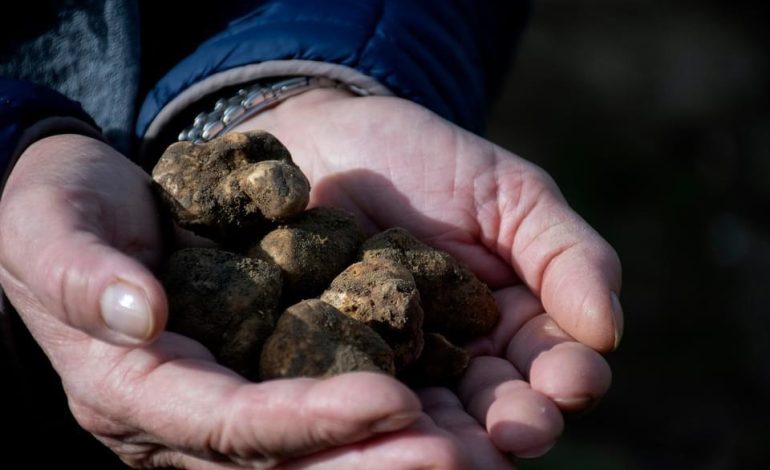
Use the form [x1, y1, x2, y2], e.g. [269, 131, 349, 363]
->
[0, 135, 167, 346]
[277, 416, 468, 470]
[516, 196, 622, 352]
[0, 197, 167, 345]
[466, 287, 611, 413]
[419, 389, 515, 469]
[465, 285, 543, 357]
[90, 339, 422, 464]
[147, 453, 242, 470]
[507, 314, 612, 412]
[457, 356, 563, 458]
[488, 158, 623, 352]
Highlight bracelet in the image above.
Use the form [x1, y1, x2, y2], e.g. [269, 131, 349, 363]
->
[178, 76, 348, 143]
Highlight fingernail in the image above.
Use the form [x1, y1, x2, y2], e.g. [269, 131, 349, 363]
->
[611, 291, 624, 351]
[100, 281, 152, 340]
[517, 441, 556, 459]
[370, 412, 420, 434]
[552, 395, 593, 412]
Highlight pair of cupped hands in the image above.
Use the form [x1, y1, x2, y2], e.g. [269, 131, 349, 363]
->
[0, 89, 622, 469]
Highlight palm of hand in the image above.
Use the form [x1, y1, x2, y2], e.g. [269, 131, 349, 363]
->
[0, 137, 427, 468]
[0, 90, 620, 468]
[235, 91, 620, 463]
[268, 93, 521, 284]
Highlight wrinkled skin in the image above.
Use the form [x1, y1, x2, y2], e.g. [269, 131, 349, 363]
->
[0, 88, 621, 468]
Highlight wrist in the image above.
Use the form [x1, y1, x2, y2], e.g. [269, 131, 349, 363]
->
[179, 77, 359, 143]
[231, 87, 357, 134]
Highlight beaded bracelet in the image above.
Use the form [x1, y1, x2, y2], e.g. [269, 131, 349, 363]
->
[178, 76, 351, 143]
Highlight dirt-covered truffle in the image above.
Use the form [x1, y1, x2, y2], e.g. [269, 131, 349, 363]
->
[152, 131, 310, 242]
[361, 228, 499, 343]
[161, 247, 281, 377]
[260, 299, 395, 379]
[152, 132, 502, 386]
[254, 207, 365, 300]
[400, 332, 470, 387]
[219, 315, 277, 379]
[321, 259, 424, 369]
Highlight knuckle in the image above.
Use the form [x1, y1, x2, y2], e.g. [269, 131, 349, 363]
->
[527, 164, 559, 191]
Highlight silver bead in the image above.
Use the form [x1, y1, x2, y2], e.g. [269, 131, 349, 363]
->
[193, 112, 207, 127]
[243, 89, 265, 108]
[179, 77, 342, 143]
[222, 105, 246, 125]
[201, 121, 225, 141]
[187, 127, 202, 142]
[262, 89, 277, 102]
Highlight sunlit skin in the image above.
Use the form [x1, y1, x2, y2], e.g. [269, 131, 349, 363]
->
[0, 89, 620, 468]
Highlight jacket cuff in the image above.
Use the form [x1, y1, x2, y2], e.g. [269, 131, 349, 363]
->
[137, 0, 530, 152]
[1, 117, 103, 190]
[0, 78, 101, 186]
[140, 60, 390, 160]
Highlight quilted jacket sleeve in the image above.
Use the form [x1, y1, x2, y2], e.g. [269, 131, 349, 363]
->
[0, 77, 101, 181]
[137, 0, 530, 149]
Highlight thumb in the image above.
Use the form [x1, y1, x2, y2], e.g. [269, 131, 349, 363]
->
[497, 164, 623, 353]
[47, 233, 168, 345]
[0, 138, 167, 346]
[0, 204, 168, 346]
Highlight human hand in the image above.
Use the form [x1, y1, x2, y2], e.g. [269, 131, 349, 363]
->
[234, 88, 622, 464]
[0, 134, 437, 468]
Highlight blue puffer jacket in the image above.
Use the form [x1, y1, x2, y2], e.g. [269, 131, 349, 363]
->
[0, 0, 530, 176]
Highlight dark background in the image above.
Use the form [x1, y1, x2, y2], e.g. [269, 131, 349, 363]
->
[487, 1, 769, 468]
[2, 1, 768, 468]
